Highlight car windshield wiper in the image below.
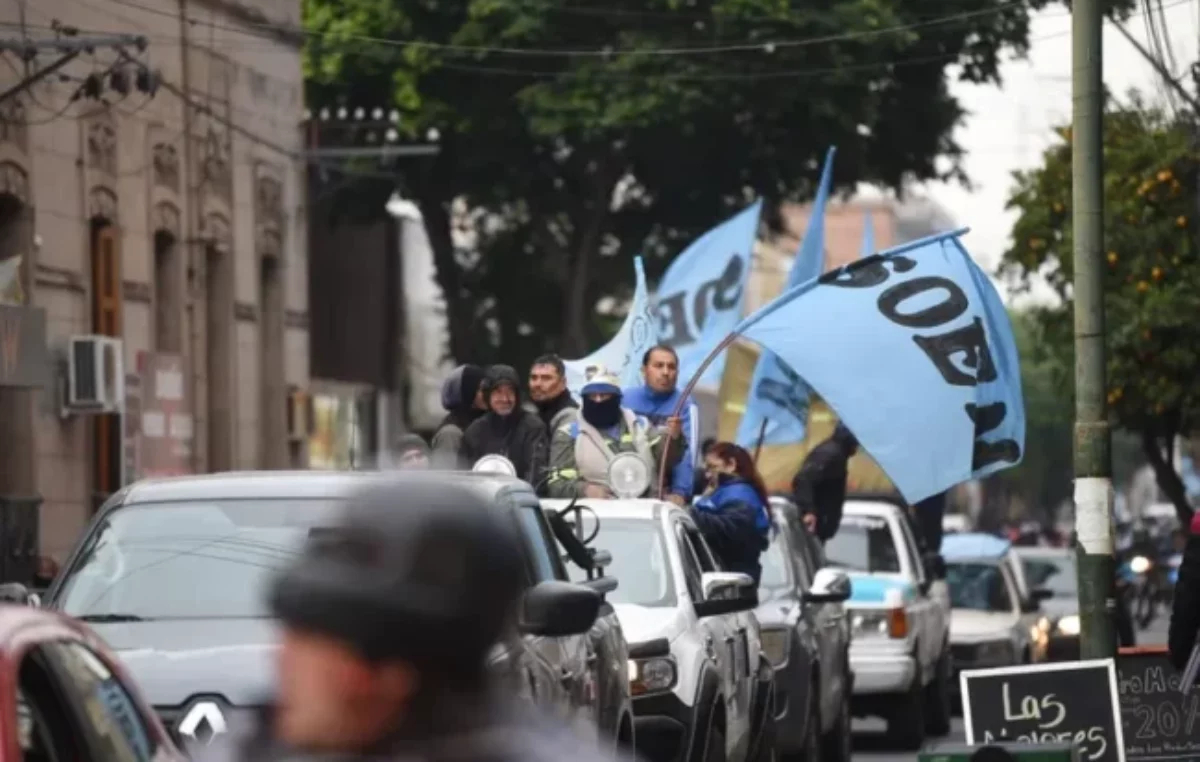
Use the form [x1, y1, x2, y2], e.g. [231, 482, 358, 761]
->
[77, 613, 151, 623]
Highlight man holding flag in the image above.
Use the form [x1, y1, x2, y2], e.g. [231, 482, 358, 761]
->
[623, 345, 698, 505]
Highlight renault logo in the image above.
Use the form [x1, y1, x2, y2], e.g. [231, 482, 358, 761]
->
[178, 701, 227, 745]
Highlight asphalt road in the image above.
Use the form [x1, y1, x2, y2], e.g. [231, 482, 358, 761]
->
[850, 611, 1171, 761]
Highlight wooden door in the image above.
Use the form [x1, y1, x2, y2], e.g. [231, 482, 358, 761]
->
[92, 224, 121, 505]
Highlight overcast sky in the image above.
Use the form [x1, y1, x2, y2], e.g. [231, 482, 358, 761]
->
[921, 0, 1199, 304]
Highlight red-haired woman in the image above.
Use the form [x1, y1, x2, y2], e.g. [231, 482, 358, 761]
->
[693, 442, 772, 586]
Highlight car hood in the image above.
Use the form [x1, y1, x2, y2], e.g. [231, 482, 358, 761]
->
[93, 618, 278, 707]
[613, 603, 687, 645]
[949, 610, 1016, 641]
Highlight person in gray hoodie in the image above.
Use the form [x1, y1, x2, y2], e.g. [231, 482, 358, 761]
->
[431, 364, 487, 469]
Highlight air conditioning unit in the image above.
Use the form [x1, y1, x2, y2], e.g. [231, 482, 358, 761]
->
[286, 388, 312, 441]
[65, 335, 124, 413]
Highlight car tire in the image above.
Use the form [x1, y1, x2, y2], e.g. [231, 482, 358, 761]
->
[887, 669, 926, 751]
[704, 725, 726, 762]
[819, 671, 852, 762]
[923, 646, 952, 737]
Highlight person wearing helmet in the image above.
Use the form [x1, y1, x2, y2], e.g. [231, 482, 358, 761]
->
[196, 476, 614, 762]
[460, 365, 548, 484]
[431, 365, 488, 468]
[544, 367, 682, 499]
[790, 421, 859, 542]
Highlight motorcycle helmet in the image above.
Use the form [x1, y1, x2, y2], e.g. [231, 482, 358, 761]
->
[271, 475, 524, 671]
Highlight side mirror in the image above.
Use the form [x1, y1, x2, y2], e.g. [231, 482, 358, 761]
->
[583, 576, 619, 596]
[922, 552, 947, 580]
[802, 568, 852, 604]
[694, 572, 757, 618]
[519, 580, 601, 637]
[0, 583, 34, 606]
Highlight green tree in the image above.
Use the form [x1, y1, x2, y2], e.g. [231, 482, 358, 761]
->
[1002, 93, 1200, 523]
[304, 0, 1134, 369]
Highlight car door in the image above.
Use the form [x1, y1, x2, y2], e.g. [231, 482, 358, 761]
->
[792, 520, 844, 726]
[892, 511, 939, 674]
[680, 520, 753, 755]
[15, 636, 179, 761]
[513, 495, 594, 731]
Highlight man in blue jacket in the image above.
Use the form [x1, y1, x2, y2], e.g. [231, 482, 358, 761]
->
[622, 345, 698, 505]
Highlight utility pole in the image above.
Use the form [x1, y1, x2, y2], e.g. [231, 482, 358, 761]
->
[1072, 0, 1116, 659]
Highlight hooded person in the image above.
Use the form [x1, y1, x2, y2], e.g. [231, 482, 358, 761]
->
[431, 365, 487, 469]
[460, 365, 549, 484]
[393, 434, 432, 470]
[545, 368, 682, 499]
[791, 421, 859, 542]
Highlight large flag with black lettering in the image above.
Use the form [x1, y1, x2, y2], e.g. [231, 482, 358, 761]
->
[732, 229, 1025, 502]
[564, 257, 657, 394]
[655, 201, 761, 389]
[735, 148, 834, 450]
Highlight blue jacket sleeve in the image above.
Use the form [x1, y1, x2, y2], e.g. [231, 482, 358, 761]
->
[668, 400, 698, 500]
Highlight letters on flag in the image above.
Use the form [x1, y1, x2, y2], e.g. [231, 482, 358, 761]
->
[732, 229, 1025, 503]
[654, 201, 761, 389]
[563, 257, 657, 394]
[736, 149, 834, 449]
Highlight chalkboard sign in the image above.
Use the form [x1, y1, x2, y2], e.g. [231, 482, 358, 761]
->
[962, 659, 1126, 762]
[1117, 647, 1200, 761]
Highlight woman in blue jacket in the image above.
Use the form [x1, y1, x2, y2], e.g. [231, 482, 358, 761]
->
[692, 442, 772, 586]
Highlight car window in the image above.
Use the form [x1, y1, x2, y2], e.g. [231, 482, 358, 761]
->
[513, 502, 565, 583]
[39, 640, 156, 761]
[760, 532, 794, 595]
[54, 499, 338, 619]
[895, 513, 924, 583]
[946, 562, 1013, 613]
[568, 518, 676, 607]
[674, 524, 705, 601]
[825, 514, 901, 573]
[1022, 556, 1077, 598]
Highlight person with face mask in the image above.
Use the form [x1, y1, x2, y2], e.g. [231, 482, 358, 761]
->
[460, 365, 548, 484]
[431, 365, 488, 469]
[545, 368, 681, 499]
[693, 442, 772, 587]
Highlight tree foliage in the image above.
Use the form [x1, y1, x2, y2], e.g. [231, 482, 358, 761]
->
[304, 0, 1135, 370]
[1002, 93, 1200, 521]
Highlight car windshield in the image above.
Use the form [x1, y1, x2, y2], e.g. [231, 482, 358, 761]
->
[825, 515, 901, 574]
[760, 533, 792, 593]
[570, 519, 675, 607]
[54, 499, 338, 620]
[947, 562, 1013, 612]
[1022, 555, 1077, 598]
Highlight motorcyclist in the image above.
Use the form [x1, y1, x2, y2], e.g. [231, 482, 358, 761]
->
[460, 365, 548, 484]
[791, 421, 858, 542]
[527, 354, 578, 434]
[431, 364, 487, 468]
[195, 476, 617, 762]
[622, 345, 699, 506]
[545, 368, 681, 499]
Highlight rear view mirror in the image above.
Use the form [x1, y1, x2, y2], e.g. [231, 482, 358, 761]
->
[803, 568, 852, 604]
[519, 580, 600, 637]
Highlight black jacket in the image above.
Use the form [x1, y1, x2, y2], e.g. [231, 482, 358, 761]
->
[461, 412, 548, 485]
[533, 390, 578, 434]
[791, 428, 858, 542]
[1169, 531, 1200, 669]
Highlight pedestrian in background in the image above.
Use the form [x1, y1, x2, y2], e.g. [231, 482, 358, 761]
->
[431, 364, 487, 469]
[791, 421, 858, 542]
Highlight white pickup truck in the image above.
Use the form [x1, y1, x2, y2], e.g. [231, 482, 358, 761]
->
[825, 498, 953, 750]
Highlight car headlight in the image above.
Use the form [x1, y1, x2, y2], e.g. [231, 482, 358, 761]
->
[1130, 556, 1152, 574]
[629, 657, 676, 696]
[1056, 614, 1080, 636]
[760, 629, 790, 667]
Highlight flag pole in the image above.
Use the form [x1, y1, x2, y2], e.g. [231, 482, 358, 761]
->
[752, 419, 768, 463]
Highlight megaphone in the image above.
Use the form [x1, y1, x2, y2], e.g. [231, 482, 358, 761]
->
[472, 455, 517, 476]
[607, 452, 651, 499]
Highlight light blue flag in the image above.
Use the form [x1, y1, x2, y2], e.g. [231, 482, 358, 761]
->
[861, 208, 875, 258]
[733, 229, 1025, 503]
[735, 147, 835, 448]
[563, 257, 657, 395]
[655, 201, 762, 389]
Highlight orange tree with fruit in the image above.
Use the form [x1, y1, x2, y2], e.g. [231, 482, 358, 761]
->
[1002, 92, 1200, 522]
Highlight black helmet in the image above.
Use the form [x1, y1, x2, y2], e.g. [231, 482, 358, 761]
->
[271, 476, 524, 671]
